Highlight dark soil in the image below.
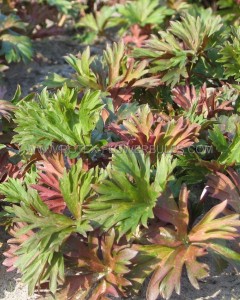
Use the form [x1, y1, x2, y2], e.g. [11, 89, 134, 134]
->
[3, 36, 105, 99]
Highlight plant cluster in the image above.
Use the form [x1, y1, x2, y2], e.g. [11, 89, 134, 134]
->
[1, 1, 240, 300]
[1, 0, 240, 72]
[0, 0, 86, 80]
[0, 11, 33, 77]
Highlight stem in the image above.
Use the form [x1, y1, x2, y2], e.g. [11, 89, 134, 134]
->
[58, 14, 67, 27]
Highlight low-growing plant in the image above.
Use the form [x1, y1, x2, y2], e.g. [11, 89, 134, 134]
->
[136, 185, 240, 300]
[217, 0, 240, 25]
[76, 5, 121, 44]
[0, 13, 33, 64]
[117, 0, 173, 29]
[76, 0, 173, 45]
[218, 26, 240, 83]
[44, 41, 160, 109]
[134, 8, 224, 87]
[172, 83, 235, 118]
[1, 2, 240, 300]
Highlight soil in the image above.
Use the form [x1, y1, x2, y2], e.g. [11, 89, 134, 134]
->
[1, 36, 240, 300]
[3, 36, 106, 99]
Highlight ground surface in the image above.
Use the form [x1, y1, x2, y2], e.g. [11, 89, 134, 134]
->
[4, 36, 105, 99]
[1, 36, 240, 300]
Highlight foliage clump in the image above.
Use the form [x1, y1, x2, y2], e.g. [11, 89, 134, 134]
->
[1, 1, 240, 300]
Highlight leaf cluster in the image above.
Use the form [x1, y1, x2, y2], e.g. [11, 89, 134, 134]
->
[1, 2, 240, 300]
[0, 13, 33, 64]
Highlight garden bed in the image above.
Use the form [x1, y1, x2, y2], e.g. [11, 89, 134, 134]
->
[1, 1, 240, 300]
[1, 36, 240, 300]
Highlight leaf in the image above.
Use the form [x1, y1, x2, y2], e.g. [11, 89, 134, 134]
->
[209, 243, 240, 263]
[3, 222, 35, 272]
[209, 125, 229, 152]
[134, 9, 223, 86]
[87, 148, 176, 237]
[205, 168, 240, 212]
[13, 86, 104, 153]
[189, 201, 240, 242]
[31, 153, 69, 213]
[0, 33, 33, 63]
[118, 0, 173, 27]
[0, 98, 15, 135]
[0, 178, 36, 204]
[3, 192, 92, 295]
[140, 185, 240, 300]
[172, 83, 234, 119]
[218, 26, 240, 82]
[147, 245, 208, 300]
[60, 160, 96, 220]
[123, 24, 150, 48]
[76, 6, 121, 42]
[209, 124, 240, 165]
[45, 41, 160, 110]
[109, 106, 200, 157]
[58, 229, 137, 300]
[0, 13, 33, 63]
[0, 148, 23, 184]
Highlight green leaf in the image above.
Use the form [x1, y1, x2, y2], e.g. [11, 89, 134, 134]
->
[118, 0, 173, 27]
[209, 125, 229, 153]
[60, 160, 96, 220]
[209, 124, 240, 165]
[0, 28, 33, 63]
[209, 243, 240, 263]
[133, 9, 223, 87]
[77, 6, 120, 37]
[0, 178, 37, 204]
[8, 192, 92, 295]
[87, 148, 176, 237]
[13, 86, 104, 153]
[218, 26, 240, 82]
